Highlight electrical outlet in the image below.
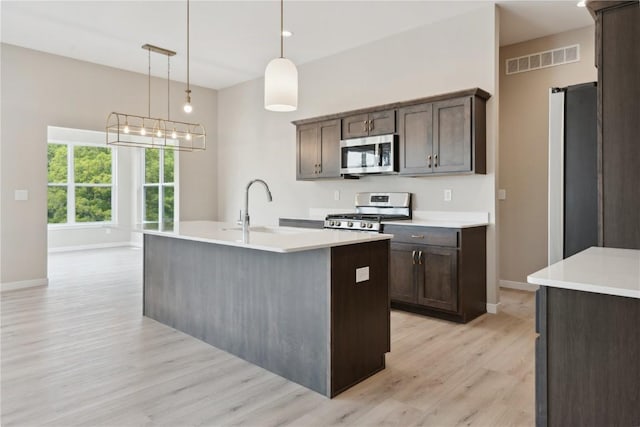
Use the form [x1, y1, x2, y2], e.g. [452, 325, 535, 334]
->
[498, 189, 507, 200]
[334, 190, 340, 201]
[14, 190, 28, 201]
[444, 189, 452, 202]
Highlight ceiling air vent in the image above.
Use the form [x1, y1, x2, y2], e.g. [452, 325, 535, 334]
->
[505, 44, 580, 75]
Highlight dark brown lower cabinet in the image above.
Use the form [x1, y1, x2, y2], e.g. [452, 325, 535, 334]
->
[417, 247, 458, 312]
[389, 243, 418, 304]
[536, 286, 640, 426]
[386, 225, 486, 323]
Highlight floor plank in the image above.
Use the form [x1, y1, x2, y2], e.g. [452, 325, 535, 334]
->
[1, 247, 535, 426]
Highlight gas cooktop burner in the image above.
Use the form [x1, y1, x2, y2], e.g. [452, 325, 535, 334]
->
[324, 192, 412, 232]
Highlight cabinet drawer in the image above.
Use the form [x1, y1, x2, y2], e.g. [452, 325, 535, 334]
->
[383, 225, 459, 247]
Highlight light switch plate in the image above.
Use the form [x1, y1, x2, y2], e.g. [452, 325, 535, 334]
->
[444, 189, 452, 202]
[334, 190, 340, 201]
[498, 189, 507, 200]
[14, 190, 28, 201]
[355, 266, 369, 283]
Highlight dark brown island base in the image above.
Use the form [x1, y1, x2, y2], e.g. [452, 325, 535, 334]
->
[143, 221, 392, 398]
[529, 247, 640, 426]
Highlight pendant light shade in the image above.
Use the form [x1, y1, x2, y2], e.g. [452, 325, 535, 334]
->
[264, 0, 298, 112]
[264, 57, 298, 112]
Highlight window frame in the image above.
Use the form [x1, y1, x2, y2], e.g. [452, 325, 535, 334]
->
[141, 149, 178, 231]
[47, 136, 117, 229]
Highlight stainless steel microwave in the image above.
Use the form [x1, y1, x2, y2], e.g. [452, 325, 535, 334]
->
[340, 134, 398, 175]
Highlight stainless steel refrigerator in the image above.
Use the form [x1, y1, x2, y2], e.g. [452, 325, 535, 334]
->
[548, 83, 598, 264]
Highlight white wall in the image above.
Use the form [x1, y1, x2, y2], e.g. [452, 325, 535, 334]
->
[0, 43, 218, 286]
[217, 5, 500, 306]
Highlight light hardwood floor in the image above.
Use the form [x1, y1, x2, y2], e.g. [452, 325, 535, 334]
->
[1, 247, 535, 426]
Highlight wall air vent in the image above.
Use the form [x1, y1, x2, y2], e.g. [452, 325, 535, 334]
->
[505, 44, 580, 75]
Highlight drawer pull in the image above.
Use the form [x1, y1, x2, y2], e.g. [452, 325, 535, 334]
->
[412, 250, 417, 265]
[411, 234, 425, 239]
[418, 250, 423, 265]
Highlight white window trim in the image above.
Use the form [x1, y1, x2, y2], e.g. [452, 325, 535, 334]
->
[141, 149, 179, 231]
[47, 127, 117, 228]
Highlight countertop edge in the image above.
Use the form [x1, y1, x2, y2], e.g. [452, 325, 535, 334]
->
[143, 227, 393, 253]
[527, 275, 640, 299]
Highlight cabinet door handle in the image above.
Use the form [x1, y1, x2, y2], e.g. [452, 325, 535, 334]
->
[363, 120, 368, 132]
[412, 250, 417, 265]
[434, 154, 438, 167]
[411, 234, 424, 239]
[427, 155, 432, 168]
[418, 250, 423, 265]
[369, 119, 374, 132]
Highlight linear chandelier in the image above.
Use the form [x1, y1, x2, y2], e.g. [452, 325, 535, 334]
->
[106, 2, 204, 151]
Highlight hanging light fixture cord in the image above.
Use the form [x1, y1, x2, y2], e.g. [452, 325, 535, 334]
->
[148, 47, 151, 117]
[167, 55, 171, 120]
[280, 0, 284, 58]
[186, 0, 191, 97]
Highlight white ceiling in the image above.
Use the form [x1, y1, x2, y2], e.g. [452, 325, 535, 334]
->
[1, 1, 593, 90]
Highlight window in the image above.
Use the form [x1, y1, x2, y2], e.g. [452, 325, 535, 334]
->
[47, 140, 115, 225]
[142, 149, 176, 231]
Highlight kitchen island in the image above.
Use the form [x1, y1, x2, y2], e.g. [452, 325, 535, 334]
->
[143, 221, 392, 397]
[528, 247, 640, 426]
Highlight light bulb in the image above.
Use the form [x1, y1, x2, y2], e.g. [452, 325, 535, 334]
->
[123, 125, 130, 134]
[186, 132, 192, 141]
[183, 102, 193, 113]
[156, 129, 163, 138]
[171, 129, 177, 139]
[576, 0, 586, 6]
[140, 128, 146, 136]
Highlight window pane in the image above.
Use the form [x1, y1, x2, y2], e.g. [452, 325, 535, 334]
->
[163, 149, 174, 183]
[162, 186, 174, 231]
[144, 186, 159, 223]
[145, 149, 159, 183]
[48, 144, 67, 183]
[47, 186, 67, 223]
[74, 146, 112, 184]
[75, 186, 112, 222]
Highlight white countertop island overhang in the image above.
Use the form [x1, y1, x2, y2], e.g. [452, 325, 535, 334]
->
[527, 246, 640, 299]
[142, 220, 392, 253]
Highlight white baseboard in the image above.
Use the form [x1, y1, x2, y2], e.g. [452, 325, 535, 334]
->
[500, 280, 539, 292]
[48, 242, 133, 253]
[486, 302, 501, 314]
[1, 278, 48, 292]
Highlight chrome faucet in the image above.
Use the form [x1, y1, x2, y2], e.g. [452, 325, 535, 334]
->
[243, 179, 273, 238]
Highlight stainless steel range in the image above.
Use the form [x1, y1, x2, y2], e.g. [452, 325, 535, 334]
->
[324, 192, 412, 232]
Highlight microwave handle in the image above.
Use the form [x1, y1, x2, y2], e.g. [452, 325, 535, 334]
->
[375, 143, 381, 166]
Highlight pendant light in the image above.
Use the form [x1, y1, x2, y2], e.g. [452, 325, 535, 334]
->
[264, 0, 298, 112]
[106, 43, 206, 151]
[183, 0, 193, 114]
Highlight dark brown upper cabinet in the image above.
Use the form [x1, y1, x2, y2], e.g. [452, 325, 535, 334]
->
[342, 109, 396, 139]
[586, 0, 640, 249]
[399, 95, 486, 176]
[398, 103, 433, 174]
[292, 88, 490, 181]
[296, 119, 340, 180]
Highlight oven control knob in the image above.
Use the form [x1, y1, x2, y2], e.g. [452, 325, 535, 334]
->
[334, 221, 341, 227]
[367, 223, 373, 229]
[347, 221, 354, 227]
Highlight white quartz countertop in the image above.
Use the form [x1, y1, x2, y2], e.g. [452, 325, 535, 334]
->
[527, 247, 640, 299]
[381, 219, 488, 228]
[142, 221, 392, 253]
[294, 210, 490, 229]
